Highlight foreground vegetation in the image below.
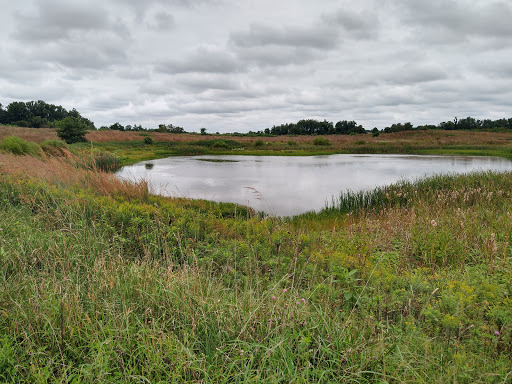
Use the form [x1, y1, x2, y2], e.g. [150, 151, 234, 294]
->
[0, 132, 511, 382]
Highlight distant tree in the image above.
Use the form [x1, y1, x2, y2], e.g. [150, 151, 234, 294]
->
[200, 127, 207, 135]
[335, 120, 365, 135]
[56, 117, 89, 144]
[168, 125, 185, 133]
[0, 103, 5, 124]
[6, 101, 29, 123]
[110, 122, 125, 131]
[158, 124, 168, 132]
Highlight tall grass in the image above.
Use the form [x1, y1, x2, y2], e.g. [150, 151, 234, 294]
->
[1, 152, 512, 382]
[0, 135, 42, 156]
[324, 171, 512, 214]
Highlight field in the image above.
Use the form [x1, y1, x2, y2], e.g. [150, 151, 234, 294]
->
[0, 127, 512, 382]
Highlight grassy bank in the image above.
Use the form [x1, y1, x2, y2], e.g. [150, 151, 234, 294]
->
[4, 126, 512, 165]
[0, 141, 512, 382]
[84, 130, 512, 165]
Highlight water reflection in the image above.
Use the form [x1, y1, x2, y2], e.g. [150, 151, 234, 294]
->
[117, 154, 512, 216]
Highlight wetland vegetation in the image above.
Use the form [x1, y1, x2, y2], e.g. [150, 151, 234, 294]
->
[0, 128, 512, 382]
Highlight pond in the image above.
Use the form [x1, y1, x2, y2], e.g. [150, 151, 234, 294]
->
[116, 154, 512, 216]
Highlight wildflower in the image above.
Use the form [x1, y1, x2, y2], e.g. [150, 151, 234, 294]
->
[494, 331, 500, 336]
[282, 288, 287, 293]
[301, 298, 306, 304]
[431, 219, 438, 227]
[272, 296, 277, 300]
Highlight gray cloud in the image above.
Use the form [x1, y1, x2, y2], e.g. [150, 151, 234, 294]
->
[396, 0, 512, 43]
[13, 1, 125, 42]
[156, 46, 241, 74]
[149, 11, 175, 31]
[0, 0, 511, 132]
[177, 74, 241, 91]
[323, 8, 380, 39]
[231, 23, 339, 50]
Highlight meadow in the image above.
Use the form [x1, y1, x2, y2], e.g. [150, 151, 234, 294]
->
[0, 129, 511, 382]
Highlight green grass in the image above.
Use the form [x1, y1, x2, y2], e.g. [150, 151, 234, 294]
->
[0, 136, 41, 156]
[2, 134, 512, 382]
[1, 150, 512, 382]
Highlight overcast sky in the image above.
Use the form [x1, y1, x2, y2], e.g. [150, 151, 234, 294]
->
[1, 0, 511, 132]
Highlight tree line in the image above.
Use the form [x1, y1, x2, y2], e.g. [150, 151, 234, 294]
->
[262, 119, 366, 136]
[3, 100, 512, 137]
[383, 117, 512, 133]
[0, 100, 94, 130]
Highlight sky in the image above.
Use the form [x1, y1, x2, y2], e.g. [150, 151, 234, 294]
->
[1, 0, 511, 133]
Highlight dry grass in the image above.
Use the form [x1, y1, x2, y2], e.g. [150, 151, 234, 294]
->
[86, 129, 512, 148]
[2, 125, 512, 150]
[0, 151, 148, 201]
[0, 126, 58, 143]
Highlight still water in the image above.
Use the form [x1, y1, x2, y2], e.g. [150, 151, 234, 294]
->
[116, 154, 512, 216]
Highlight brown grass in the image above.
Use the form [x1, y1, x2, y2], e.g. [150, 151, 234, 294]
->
[0, 126, 58, 143]
[0, 151, 148, 201]
[86, 129, 512, 148]
[3, 125, 512, 150]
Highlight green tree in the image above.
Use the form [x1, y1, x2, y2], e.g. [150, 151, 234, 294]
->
[110, 122, 125, 131]
[56, 117, 88, 144]
[200, 127, 207, 135]
[0, 103, 5, 124]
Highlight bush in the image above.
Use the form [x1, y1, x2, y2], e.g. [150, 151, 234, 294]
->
[143, 136, 153, 145]
[254, 139, 264, 147]
[56, 117, 88, 144]
[313, 137, 331, 146]
[0, 136, 41, 156]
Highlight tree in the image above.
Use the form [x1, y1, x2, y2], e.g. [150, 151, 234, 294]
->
[6, 101, 29, 123]
[200, 127, 207, 135]
[110, 122, 125, 131]
[56, 117, 88, 144]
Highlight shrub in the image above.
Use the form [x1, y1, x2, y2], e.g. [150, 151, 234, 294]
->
[143, 136, 153, 145]
[56, 117, 88, 144]
[0, 136, 41, 156]
[254, 139, 264, 147]
[313, 137, 331, 146]
[287, 140, 297, 146]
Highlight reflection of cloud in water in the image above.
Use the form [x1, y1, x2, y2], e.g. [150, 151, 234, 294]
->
[116, 154, 512, 216]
